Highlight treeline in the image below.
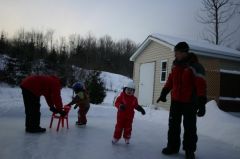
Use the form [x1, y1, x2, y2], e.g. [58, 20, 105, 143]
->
[0, 29, 137, 85]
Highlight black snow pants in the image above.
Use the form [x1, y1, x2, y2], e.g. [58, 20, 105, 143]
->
[21, 87, 41, 129]
[167, 101, 198, 152]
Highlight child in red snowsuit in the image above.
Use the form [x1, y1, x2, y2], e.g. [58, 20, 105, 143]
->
[112, 81, 145, 144]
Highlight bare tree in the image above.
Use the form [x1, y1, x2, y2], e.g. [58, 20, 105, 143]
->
[45, 29, 55, 51]
[197, 0, 240, 45]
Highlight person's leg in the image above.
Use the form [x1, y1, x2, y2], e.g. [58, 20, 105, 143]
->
[77, 105, 90, 125]
[22, 88, 32, 129]
[113, 115, 124, 140]
[82, 104, 90, 124]
[32, 96, 41, 128]
[79, 108, 86, 124]
[77, 108, 81, 123]
[163, 101, 183, 154]
[183, 104, 198, 152]
[123, 117, 134, 140]
[22, 88, 44, 132]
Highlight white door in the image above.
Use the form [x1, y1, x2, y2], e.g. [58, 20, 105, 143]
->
[138, 62, 155, 106]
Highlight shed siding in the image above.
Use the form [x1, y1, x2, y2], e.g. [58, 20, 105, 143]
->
[198, 56, 220, 101]
[133, 41, 174, 110]
[220, 59, 240, 71]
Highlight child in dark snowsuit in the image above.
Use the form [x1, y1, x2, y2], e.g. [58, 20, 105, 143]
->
[66, 82, 90, 125]
[112, 81, 146, 144]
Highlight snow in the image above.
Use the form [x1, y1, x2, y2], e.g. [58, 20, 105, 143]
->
[0, 84, 240, 158]
[220, 69, 240, 75]
[219, 96, 240, 101]
[151, 33, 240, 58]
[1, 69, 240, 158]
[100, 71, 132, 91]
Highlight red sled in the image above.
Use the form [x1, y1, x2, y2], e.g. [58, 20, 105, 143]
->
[49, 105, 71, 131]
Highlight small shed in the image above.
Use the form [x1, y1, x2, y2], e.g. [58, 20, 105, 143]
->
[130, 34, 240, 111]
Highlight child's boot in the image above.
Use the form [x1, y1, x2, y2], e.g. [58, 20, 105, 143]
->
[124, 138, 130, 144]
[112, 138, 119, 144]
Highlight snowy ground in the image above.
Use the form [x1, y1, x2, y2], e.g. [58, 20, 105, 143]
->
[0, 86, 240, 159]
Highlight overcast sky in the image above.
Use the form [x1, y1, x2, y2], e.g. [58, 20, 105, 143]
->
[0, 0, 239, 47]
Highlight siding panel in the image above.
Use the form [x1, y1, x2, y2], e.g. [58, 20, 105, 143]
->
[133, 41, 174, 110]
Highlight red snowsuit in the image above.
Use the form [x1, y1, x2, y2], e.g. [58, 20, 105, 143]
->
[20, 75, 63, 110]
[113, 92, 138, 140]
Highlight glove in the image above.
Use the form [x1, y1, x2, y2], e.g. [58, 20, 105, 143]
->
[119, 104, 126, 111]
[59, 110, 67, 117]
[64, 105, 71, 113]
[74, 104, 78, 109]
[197, 96, 207, 117]
[50, 106, 58, 113]
[157, 87, 170, 103]
[135, 105, 146, 115]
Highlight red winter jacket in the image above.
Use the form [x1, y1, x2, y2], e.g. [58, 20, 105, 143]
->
[164, 61, 206, 103]
[20, 75, 63, 110]
[115, 92, 138, 118]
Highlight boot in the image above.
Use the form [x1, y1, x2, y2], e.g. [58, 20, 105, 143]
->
[162, 147, 179, 155]
[124, 139, 130, 144]
[112, 138, 119, 144]
[185, 151, 195, 159]
[26, 127, 46, 133]
[76, 121, 86, 126]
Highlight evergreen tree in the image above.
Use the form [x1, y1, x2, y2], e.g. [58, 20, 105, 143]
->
[5, 57, 19, 85]
[85, 71, 106, 104]
[0, 32, 6, 54]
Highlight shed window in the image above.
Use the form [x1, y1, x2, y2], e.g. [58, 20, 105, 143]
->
[160, 60, 168, 83]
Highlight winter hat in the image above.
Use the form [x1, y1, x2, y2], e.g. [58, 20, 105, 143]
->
[174, 42, 189, 53]
[124, 81, 135, 89]
[72, 82, 85, 92]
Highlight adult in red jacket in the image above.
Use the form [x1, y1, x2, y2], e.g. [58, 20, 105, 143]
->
[112, 82, 145, 144]
[157, 42, 207, 159]
[20, 75, 66, 133]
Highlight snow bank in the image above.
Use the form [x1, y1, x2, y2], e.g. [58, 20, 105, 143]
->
[198, 100, 240, 149]
[100, 71, 132, 91]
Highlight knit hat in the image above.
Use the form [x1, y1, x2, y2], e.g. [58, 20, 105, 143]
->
[174, 42, 189, 53]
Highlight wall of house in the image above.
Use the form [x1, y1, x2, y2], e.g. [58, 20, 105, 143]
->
[198, 57, 240, 102]
[198, 56, 221, 102]
[219, 59, 240, 71]
[133, 41, 174, 110]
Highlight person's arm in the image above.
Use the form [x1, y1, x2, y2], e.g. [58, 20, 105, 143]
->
[115, 93, 122, 108]
[51, 82, 63, 111]
[135, 105, 146, 115]
[192, 63, 207, 117]
[45, 95, 54, 107]
[67, 95, 79, 106]
[114, 93, 126, 111]
[157, 73, 172, 103]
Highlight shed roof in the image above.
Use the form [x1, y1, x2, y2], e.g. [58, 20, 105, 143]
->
[130, 33, 240, 62]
